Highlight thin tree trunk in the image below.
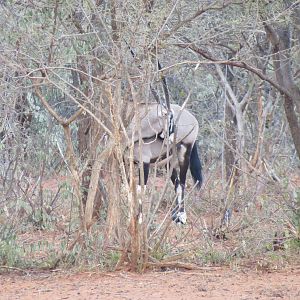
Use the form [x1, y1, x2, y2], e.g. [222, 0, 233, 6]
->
[251, 84, 264, 168]
[224, 101, 236, 181]
[283, 96, 300, 159]
[265, 23, 300, 160]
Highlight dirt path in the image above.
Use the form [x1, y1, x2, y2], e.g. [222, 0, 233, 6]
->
[1, 267, 300, 300]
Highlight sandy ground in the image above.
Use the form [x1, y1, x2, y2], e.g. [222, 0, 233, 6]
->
[1, 267, 300, 300]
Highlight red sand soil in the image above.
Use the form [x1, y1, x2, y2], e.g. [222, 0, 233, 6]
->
[1, 267, 300, 300]
[3, 175, 299, 299]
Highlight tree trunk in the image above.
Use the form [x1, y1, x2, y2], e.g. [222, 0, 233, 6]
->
[224, 101, 236, 181]
[265, 23, 300, 160]
[283, 96, 300, 159]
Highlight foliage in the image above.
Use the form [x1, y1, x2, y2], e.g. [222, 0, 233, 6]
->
[1, 0, 300, 272]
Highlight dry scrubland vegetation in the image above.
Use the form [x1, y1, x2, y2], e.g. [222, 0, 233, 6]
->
[0, 0, 300, 274]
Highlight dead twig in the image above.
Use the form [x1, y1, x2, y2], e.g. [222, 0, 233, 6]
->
[146, 261, 201, 270]
[0, 266, 29, 275]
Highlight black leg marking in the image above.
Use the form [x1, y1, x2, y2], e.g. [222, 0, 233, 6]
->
[171, 144, 193, 224]
[139, 162, 150, 186]
[143, 162, 150, 185]
[178, 144, 192, 187]
[170, 168, 178, 187]
[137, 162, 150, 225]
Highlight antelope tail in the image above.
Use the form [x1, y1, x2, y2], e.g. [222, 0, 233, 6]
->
[189, 142, 203, 189]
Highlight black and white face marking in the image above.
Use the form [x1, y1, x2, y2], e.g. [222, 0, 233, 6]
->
[168, 110, 174, 143]
[168, 111, 174, 134]
[159, 109, 175, 143]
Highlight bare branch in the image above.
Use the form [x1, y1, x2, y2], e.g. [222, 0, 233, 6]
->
[173, 41, 293, 99]
[33, 82, 65, 124]
[33, 81, 83, 126]
[162, 0, 243, 39]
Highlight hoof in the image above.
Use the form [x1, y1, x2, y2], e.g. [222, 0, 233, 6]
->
[172, 210, 187, 225]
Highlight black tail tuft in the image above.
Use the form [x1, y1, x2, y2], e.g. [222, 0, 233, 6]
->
[190, 142, 203, 189]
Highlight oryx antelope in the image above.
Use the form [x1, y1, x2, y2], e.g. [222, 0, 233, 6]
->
[127, 103, 202, 224]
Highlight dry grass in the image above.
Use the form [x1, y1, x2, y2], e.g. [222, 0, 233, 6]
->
[1, 163, 300, 273]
